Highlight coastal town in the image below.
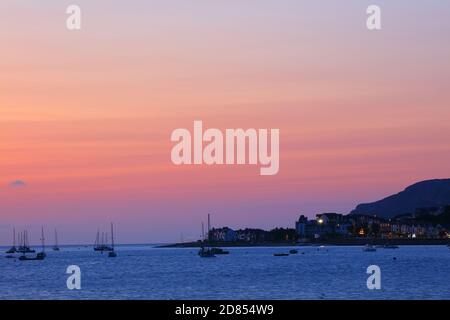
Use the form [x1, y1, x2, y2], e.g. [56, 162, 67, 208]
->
[201, 205, 450, 246]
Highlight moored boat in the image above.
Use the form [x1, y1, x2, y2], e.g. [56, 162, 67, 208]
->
[19, 227, 46, 261]
[53, 229, 60, 251]
[6, 228, 17, 254]
[211, 248, 229, 255]
[363, 244, 377, 252]
[274, 253, 289, 257]
[108, 223, 117, 258]
[94, 229, 113, 252]
[198, 247, 215, 258]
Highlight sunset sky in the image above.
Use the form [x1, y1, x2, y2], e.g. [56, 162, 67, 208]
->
[1, 1, 450, 244]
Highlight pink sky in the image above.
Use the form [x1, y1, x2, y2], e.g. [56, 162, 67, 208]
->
[1, 1, 450, 244]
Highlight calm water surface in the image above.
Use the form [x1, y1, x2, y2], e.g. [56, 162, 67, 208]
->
[1, 245, 449, 299]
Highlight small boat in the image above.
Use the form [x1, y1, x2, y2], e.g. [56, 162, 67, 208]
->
[36, 251, 46, 260]
[6, 228, 17, 254]
[19, 255, 36, 261]
[198, 219, 215, 258]
[289, 249, 298, 254]
[198, 247, 215, 258]
[37, 227, 46, 259]
[17, 247, 35, 253]
[19, 253, 45, 261]
[383, 244, 399, 249]
[94, 229, 113, 252]
[53, 229, 60, 251]
[17, 230, 35, 253]
[108, 223, 117, 258]
[211, 248, 229, 255]
[19, 227, 46, 261]
[273, 253, 289, 257]
[363, 244, 376, 252]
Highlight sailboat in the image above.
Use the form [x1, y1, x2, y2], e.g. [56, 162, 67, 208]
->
[94, 229, 101, 251]
[17, 230, 35, 254]
[53, 229, 60, 251]
[94, 228, 113, 252]
[198, 221, 215, 258]
[36, 227, 47, 259]
[19, 227, 46, 261]
[6, 228, 17, 254]
[108, 223, 117, 258]
[203, 214, 229, 255]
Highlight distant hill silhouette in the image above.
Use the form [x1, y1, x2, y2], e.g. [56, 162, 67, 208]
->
[351, 179, 450, 218]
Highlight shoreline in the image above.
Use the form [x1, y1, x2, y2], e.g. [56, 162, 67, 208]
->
[157, 239, 450, 248]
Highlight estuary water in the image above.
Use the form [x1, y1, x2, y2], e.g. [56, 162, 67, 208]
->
[0, 245, 449, 300]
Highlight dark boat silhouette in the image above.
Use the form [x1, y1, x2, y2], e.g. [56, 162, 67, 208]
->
[211, 248, 229, 255]
[6, 228, 17, 254]
[274, 253, 289, 257]
[94, 229, 113, 252]
[108, 223, 117, 258]
[53, 229, 60, 251]
[19, 252, 46, 261]
[198, 217, 215, 258]
[383, 244, 399, 249]
[198, 247, 215, 258]
[17, 230, 35, 253]
[19, 227, 46, 261]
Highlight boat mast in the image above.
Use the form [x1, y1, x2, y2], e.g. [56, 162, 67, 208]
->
[41, 227, 45, 252]
[207, 214, 211, 242]
[201, 222, 205, 241]
[95, 229, 99, 247]
[13, 228, 16, 248]
[111, 223, 115, 250]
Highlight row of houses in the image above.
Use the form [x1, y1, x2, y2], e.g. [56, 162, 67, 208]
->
[295, 212, 449, 240]
[208, 227, 296, 243]
[206, 208, 450, 243]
